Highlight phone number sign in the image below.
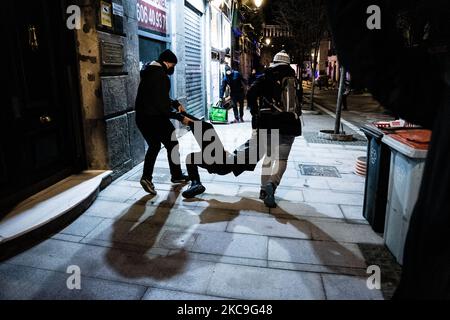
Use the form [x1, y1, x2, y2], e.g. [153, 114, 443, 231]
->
[137, 0, 168, 36]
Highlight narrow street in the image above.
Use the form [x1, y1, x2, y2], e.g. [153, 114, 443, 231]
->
[1, 0, 447, 305]
[0, 109, 401, 300]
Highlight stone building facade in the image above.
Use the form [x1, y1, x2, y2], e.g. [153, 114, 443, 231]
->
[0, 0, 240, 210]
[75, 0, 143, 180]
[0, 0, 258, 208]
[75, 0, 210, 180]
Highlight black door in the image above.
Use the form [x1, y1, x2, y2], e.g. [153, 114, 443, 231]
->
[0, 1, 84, 213]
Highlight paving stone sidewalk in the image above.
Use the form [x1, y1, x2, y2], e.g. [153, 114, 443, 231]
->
[0, 110, 401, 300]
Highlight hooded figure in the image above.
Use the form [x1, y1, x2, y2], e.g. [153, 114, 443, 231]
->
[135, 49, 191, 195]
[220, 65, 246, 123]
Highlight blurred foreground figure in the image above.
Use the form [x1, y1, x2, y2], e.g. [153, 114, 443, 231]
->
[326, 0, 450, 299]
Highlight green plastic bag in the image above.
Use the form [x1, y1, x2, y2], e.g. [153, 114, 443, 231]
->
[209, 103, 228, 124]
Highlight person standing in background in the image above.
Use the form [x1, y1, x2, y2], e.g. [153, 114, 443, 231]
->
[248, 68, 258, 87]
[219, 65, 246, 123]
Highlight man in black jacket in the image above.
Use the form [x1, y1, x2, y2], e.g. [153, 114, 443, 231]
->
[326, 0, 449, 299]
[219, 65, 246, 123]
[135, 49, 191, 195]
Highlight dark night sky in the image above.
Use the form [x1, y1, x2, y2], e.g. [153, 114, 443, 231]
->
[262, 0, 275, 23]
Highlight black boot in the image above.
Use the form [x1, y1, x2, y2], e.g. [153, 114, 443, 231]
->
[259, 189, 267, 200]
[182, 181, 206, 199]
[264, 183, 277, 208]
[171, 172, 190, 184]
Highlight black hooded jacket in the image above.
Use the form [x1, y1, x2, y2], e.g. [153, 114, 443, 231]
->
[220, 70, 246, 100]
[135, 61, 183, 121]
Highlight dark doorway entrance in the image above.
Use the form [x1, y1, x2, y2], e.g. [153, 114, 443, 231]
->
[0, 1, 84, 213]
[138, 36, 167, 69]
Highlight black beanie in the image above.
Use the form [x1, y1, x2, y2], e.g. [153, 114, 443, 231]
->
[159, 49, 178, 64]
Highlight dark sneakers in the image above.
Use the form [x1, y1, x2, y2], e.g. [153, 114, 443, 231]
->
[171, 173, 190, 184]
[182, 181, 206, 199]
[141, 173, 189, 195]
[140, 178, 157, 195]
[264, 183, 277, 208]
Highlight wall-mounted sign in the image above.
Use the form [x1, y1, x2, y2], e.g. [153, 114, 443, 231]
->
[137, 0, 168, 36]
[112, 3, 124, 17]
[101, 41, 124, 66]
[100, 1, 113, 28]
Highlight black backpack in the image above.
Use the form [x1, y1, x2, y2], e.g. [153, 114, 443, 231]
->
[257, 71, 302, 137]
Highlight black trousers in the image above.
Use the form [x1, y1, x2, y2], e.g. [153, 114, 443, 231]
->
[186, 129, 265, 183]
[186, 153, 202, 182]
[186, 151, 234, 182]
[136, 114, 182, 180]
[231, 96, 245, 121]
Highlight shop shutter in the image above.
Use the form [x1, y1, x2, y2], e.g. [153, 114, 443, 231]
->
[184, 5, 204, 118]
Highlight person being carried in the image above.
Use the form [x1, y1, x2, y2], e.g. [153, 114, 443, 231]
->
[182, 51, 303, 209]
[180, 113, 260, 199]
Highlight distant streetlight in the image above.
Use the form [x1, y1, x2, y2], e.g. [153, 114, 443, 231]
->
[265, 38, 271, 45]
[254, 0, 263, 8]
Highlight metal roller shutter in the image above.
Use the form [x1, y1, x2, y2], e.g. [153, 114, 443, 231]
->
[184, 5, 204, 118]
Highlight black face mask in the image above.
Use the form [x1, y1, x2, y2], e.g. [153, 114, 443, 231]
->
[167, 67, 175, 75]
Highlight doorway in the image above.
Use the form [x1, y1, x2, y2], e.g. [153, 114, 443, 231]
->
[0, 0, 84, 213]
[138, 36, 167, 70]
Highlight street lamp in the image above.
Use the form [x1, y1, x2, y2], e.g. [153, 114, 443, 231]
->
[265, 38, 271, 46]
[242, 0, 263, 11]
[254, 0, 263, 8]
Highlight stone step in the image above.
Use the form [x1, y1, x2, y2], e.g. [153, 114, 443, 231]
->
[0, 171, 112, 246]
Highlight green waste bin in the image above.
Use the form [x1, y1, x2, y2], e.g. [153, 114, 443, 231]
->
[361, 124, 391, 233]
